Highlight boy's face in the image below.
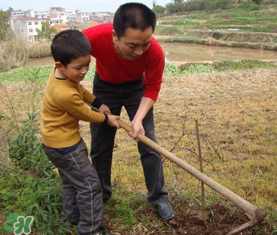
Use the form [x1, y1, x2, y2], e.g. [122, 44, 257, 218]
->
[56, 54, 91, 83]
[112, 26, 153, 61]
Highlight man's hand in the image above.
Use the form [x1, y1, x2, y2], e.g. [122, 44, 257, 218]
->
[98, 104, 111, 114]
[129, 119, 145, 140]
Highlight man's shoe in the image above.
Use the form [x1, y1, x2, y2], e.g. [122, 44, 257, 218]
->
[91, 226, 110, 235]
[154, 201, 174, 221]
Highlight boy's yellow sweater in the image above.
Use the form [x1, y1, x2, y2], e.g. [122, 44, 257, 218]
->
[40, 69, 106, 148]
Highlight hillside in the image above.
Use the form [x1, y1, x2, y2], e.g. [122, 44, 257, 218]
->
[154, 4, 277, 50]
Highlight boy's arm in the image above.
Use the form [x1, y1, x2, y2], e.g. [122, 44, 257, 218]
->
[81, 84, 111, 113]
[61, 94, 120, 127]
[81, 85, 100, 107]
[60, 92, 107, 123]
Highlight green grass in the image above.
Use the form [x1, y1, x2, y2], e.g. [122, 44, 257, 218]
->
[155, 26, 184, 36]
[164, 60, 277, 75]
[0, 64, 96, 82]
[105, 188, 147, 230]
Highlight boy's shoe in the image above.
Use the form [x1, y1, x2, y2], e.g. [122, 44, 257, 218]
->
[91, 226, 110, 235]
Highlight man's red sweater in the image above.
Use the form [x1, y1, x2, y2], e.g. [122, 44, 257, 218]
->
[82, 23, 165, 101]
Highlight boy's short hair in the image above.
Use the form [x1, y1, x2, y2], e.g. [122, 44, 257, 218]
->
[51, 30, 91, 67]
[113, 2, 156, 38]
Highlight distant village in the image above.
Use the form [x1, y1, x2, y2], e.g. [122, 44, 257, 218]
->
[9, 7, 114, 42]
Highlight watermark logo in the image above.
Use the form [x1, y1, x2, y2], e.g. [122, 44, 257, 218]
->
[5, 213, 34, 235]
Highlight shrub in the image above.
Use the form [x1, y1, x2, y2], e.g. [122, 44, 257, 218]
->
[0, 68, 72, 235]
[0, 32, 28, 71]
[164, 63, 179, 75]
[28, 41, 51, 58]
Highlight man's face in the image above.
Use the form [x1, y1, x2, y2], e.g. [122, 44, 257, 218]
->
[112, 26, 153, 61]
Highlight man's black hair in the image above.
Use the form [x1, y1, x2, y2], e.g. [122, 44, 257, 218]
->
[51, 30, 91, 67]
[113, 2, 156, 38]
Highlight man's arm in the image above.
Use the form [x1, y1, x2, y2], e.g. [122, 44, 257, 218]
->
[129, 97, 155, 139]
[129, 39, 164, 139]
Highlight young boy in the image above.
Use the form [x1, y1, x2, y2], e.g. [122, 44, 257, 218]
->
[40, 30, 119, 235]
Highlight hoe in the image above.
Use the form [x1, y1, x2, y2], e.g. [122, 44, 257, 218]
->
[117, 118, 266, 235]
[90, 106, 266, 235]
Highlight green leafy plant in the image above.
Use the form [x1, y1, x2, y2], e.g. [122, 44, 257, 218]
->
[164, 63, 179, 75]
[0, 68, 73, 235]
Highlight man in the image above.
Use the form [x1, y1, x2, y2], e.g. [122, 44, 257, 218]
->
[83, 2, 173, 221]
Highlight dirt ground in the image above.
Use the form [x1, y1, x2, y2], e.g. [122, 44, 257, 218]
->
[79, 68, 277, 235]
[1, 67, 277, 235]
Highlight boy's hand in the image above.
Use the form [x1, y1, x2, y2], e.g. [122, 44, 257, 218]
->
[107, 114, 120, 128]
[98, 104, 111, 114]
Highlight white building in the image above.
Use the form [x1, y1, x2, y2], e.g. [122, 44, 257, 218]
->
[14, 17, 43, 42]
[48, 7, 68, 26]
[11, 10, 25, 17]
[66, 11, 76, 23]
[91, 12, 112, 17]
[25, 9, 49, 19]
[48, 15, 67, 26]
[76, 10, 90, 23]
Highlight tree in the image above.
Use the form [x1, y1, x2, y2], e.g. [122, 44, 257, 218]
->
[166, 2, 186, 13]
[153, 5, 165, 17]
[252, 0, 263, 4]
[173, 0, 184, 3]
[7, 7, 13, 17]
[37, 21, 57, 40]
[0, 10, 9, 40]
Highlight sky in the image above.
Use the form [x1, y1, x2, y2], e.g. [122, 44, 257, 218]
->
[0, 0, 171, 13]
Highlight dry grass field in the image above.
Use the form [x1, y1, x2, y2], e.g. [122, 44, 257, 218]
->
[0, 67, 276, 234]
[79, 68, 277, 234]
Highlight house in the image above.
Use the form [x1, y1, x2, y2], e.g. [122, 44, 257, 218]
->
[11, 10, 25, 17]
[52, 23, 71, 32]
[90, 12, 114, 23]
[48, 15, 66, 26]
[25, 9, 49, 19]
[50, 7, 66, 17]
[91, 12, 113, 18]
[67, 11, 76, 23]
[14, 17, 43, 42]
[76, 10, 90, 23]
[48, 7, 68, 26]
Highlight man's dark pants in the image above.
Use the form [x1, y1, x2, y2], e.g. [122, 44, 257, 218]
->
[90, 73, 168, 206]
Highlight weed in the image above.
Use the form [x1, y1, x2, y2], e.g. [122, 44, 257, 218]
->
[0, 68, 70, 234]
[178, 60, 277, 73]
[164, 63, 179, 75]
[0, 32, 28, 71]
[179, 63, 214, 74]
[105, 188, 147, 230]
